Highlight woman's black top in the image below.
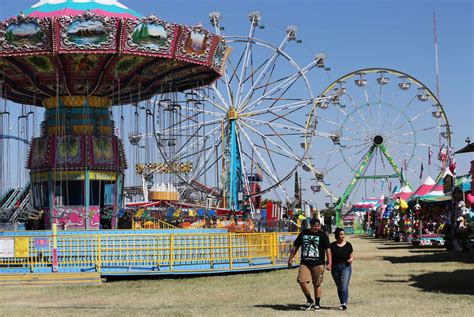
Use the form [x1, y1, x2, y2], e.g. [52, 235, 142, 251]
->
[330, 241, 353, 265]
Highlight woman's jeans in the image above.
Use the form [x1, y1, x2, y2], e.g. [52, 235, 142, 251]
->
[331, 263, 352, 304]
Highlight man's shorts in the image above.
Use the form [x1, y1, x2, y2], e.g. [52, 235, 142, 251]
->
[297, 264, 325, 286]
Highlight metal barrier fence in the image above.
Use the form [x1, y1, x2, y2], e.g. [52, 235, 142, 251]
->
[0, 231, 297, 275]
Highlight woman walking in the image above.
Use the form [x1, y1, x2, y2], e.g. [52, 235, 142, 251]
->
[330, 228, 353, 310]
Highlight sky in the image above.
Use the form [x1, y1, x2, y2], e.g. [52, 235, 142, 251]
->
[0, 0, 472, 209]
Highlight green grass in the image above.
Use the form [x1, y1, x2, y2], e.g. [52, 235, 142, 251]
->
[0, 237, 472, 316]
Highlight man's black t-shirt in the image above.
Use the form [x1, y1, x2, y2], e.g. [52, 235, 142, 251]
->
[330, 241, 353, 265]
[293, 229, 330, 266]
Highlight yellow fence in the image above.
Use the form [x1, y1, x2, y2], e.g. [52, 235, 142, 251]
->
[0, 232, 297, 274]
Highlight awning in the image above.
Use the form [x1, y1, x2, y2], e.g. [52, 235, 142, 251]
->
[419, 195, 452, 202]
[454, 143, 474, 154]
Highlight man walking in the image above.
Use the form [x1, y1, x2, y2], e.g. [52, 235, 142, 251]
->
[288, 218, 332, 310]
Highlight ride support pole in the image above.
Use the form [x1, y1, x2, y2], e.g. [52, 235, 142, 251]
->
[52, 223, 58, 272]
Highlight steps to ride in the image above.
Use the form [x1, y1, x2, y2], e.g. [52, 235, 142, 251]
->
[0, 272, 102, 286]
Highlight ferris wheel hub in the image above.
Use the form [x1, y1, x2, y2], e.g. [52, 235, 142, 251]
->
[227, 107, 239, 120]
[373, 135, 384, 146]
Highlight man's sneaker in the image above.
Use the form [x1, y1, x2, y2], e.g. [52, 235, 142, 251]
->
[301, 302, 314, 311]
[314, 304, 321, 311]
[339, 304, 347, 311]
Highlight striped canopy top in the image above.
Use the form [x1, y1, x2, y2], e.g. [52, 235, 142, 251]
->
[24, 0, 142, 19]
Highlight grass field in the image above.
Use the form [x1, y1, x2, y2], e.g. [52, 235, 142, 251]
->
[0, 236, 473, 316]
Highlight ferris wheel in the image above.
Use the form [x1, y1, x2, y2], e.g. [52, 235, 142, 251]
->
[306, 68, 451, 215]
[150, 12, 327, 211]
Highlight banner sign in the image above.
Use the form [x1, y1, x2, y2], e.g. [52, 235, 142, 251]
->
[34, 237, 50, 250]
[14, 237, 29, 258]
[0, 238, 14, 258]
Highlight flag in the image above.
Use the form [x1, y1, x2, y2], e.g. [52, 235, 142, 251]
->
[437, 144, 447, 168]
[419, 162, 424, 179]
[448, 147, 456, 175]
[428, 146, 433, 165]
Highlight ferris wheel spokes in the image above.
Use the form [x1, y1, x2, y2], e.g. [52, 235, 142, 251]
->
[239, 120, 305, 162]
[166, 124, 221, 163]
[384, 104, 437, 140]
[243, 99, 312, 118]
[335, 98, 376, 138]
[236, 33, 293, 110]
[193, 88, 228, 113]
[239, 58, 317, 114]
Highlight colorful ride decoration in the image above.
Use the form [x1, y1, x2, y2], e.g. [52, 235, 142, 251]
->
[0, 0, 229, 229]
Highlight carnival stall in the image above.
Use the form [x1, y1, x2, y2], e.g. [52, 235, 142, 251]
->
[410, 175, 451, 247]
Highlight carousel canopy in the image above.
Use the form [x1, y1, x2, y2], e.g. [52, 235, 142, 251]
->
[0, 1, 229, 106]
[24, 0, 142, 19]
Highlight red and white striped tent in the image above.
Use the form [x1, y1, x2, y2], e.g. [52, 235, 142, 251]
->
[352, 195, 385, 211]
[392, 185, 414, 201]
[419, 169, 453, 200]
[411, 176, 436, 198]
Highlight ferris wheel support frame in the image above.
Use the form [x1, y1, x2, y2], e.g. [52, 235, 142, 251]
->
[334, 143, 407, 226]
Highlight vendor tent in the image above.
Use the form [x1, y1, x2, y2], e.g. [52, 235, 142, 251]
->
[419, 177, 451, 202]
[411, 176, 436, 198]
[352, 197, 380, 211]
[392, 185, 413, 200]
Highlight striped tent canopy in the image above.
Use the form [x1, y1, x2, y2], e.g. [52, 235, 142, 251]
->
[352, 195, 384, 211]
[392, 185, 413, 201]
[419, 169, 453, 202]
[411, 176, 436, 198]
[455, 174, 471, 192]
[420, 179, 444, 199]
[24, 0, 142, 19]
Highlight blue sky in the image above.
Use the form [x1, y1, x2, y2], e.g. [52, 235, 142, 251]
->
[0, 0, 472, 208]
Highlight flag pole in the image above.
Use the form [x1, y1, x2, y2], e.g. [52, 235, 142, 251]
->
[433, 12, 440, 100]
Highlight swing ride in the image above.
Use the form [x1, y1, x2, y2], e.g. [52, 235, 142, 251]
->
[0, 0, 229, 229]
[0, 1, 452, 231]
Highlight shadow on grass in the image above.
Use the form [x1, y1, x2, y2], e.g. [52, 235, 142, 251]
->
[409, 270, 474, 295]
[376, 279, 409, 283]
[254, 304, 337, 311]
[383, 251, 474, 264]
[409, 250, 446, 254]
[105, 268, 285, 282]
[377, 246, 413, 250]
